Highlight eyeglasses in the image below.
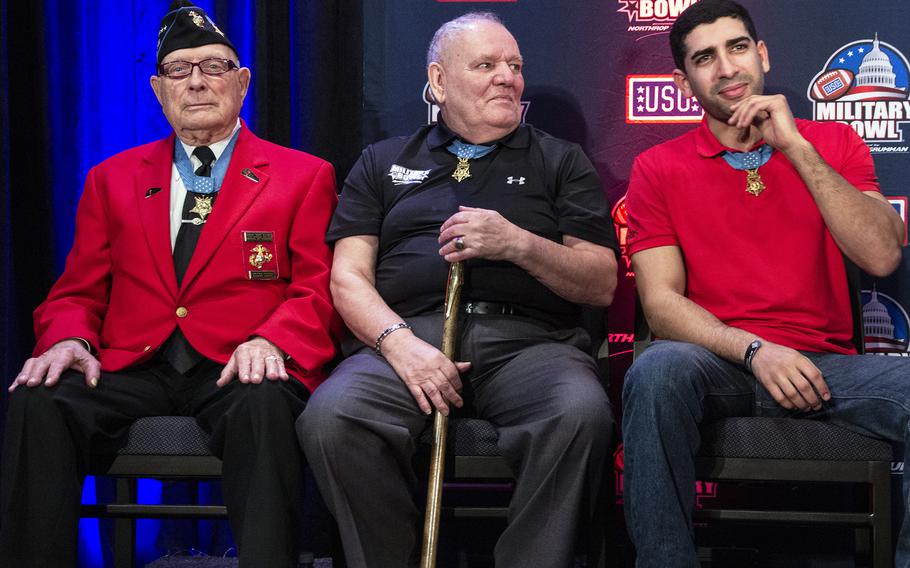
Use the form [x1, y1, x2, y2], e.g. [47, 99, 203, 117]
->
[158, 58, 238, 79]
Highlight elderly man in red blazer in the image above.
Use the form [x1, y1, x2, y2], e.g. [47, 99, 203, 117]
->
[0, 2, 338, 566]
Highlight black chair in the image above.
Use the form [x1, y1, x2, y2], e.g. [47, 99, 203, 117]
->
[420, 308, 613, 567]
[631, 260, 893, 566]
[82, 416, 226, 568]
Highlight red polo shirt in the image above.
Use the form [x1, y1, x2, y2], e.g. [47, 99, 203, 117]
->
[626, 118, 880, 354]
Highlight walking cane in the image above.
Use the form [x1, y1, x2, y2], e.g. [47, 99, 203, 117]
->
[420, 260, 464, 568]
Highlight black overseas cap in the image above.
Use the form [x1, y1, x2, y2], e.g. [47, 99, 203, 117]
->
[156, 0, 236, 64]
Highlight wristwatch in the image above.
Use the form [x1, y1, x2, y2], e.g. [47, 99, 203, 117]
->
[744, 339, 762, 373]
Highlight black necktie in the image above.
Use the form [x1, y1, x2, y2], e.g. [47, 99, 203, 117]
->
[193, 145, 216, 176]
[164, 146, 217, 373]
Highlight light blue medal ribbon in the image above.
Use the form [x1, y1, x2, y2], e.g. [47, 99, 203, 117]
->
[447, 139, 497, 160]
[722, 143, 773, 197]
[721, 143, 772, 171]
[174, 128, 241, 195]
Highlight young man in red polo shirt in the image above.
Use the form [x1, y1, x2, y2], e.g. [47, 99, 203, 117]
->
[622, 1, 907, 566]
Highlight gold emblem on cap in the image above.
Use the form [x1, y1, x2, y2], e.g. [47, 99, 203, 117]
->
[189, 195, 213, 223]
[188, 10, 205, 28]
[249, 244, 273, 269]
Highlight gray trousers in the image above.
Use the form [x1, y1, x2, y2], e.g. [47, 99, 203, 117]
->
[298, 312, 613, 568]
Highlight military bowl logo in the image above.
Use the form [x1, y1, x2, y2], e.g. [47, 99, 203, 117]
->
[808, 35, 910, 153]
[861, 289, 910, 356]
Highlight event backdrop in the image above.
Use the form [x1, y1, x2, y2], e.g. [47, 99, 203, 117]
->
[3, 0, 910, 565]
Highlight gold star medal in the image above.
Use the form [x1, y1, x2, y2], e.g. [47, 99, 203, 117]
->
[745, 169, 765, 197]
[189, 195, 213, 225]
[452, 157, 472, 183]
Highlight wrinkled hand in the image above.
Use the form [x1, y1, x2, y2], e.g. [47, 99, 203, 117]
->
[217, 336, 288, 387]
[728, 94, 804, 153]
[438, 206, 524, 262]
[750, 341, 830, 411]
[10, 339, 101, 391]
[380, 330, 469, 416]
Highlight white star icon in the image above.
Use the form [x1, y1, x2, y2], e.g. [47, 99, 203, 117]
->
[858, 47, 865, 53]
[637, 86, 644, 94]
[847, 51, 854, 57]
[637, 96, 644, 103]
[839, 58, 846, 63]
[637, 105, 644, 112]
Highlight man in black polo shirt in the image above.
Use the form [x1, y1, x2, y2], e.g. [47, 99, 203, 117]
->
[298, 12, 619, 567]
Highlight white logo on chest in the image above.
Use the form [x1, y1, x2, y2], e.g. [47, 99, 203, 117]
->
[388, 164, 431, 186]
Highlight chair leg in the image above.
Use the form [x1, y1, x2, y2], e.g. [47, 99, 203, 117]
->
[870, 465, 892, 568]
[586, 433, 617, 568]
[113, 478, 137, 568]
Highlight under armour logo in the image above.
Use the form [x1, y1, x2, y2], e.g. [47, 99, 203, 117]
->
[506, 176, 526, 185]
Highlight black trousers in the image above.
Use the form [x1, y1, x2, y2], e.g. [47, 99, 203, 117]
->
[0, 360, 309, 568]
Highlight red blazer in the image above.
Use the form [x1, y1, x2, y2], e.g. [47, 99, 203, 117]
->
[33, 126, 340, 392]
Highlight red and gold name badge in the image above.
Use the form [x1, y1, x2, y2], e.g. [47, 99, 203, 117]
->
[242, 231, 279, 280]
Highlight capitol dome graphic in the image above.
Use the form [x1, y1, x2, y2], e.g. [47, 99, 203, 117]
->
[839, 34, 908, 102]
[862, 289, 910, 354]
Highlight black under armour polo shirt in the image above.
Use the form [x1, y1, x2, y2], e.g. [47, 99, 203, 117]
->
[327, 121, 620, 329]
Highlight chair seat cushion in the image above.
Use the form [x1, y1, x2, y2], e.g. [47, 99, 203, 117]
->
[420, 418, 500, 456]
[698, 417, 893, 461]
[117, 416, 213, 456]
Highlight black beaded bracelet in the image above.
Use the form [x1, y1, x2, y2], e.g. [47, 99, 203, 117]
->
[374, 322, 412, 356]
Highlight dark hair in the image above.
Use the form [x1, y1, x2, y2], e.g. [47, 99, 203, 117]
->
[669, 0, 758, 71]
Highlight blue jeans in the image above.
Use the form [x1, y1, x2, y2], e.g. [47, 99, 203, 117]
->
[622, 340, 910, 567]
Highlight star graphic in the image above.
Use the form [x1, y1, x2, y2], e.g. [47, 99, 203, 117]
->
[847, 50, 854, 57]
[839, 58, 846, 63]
[858, 47, 865, 53]
[637, 95, 644, 103]
[637, 105, 644, 112]
[637, 86, 645, 94]
[617, 0, 640, 22]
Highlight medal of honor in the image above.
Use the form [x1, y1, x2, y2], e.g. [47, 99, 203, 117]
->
[722, 144, 772, 198]
[452, 157, 472, 183]
[448, 139, 496, 183]
[745, 169, 765, 197]
[188, 195, 213, 225]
